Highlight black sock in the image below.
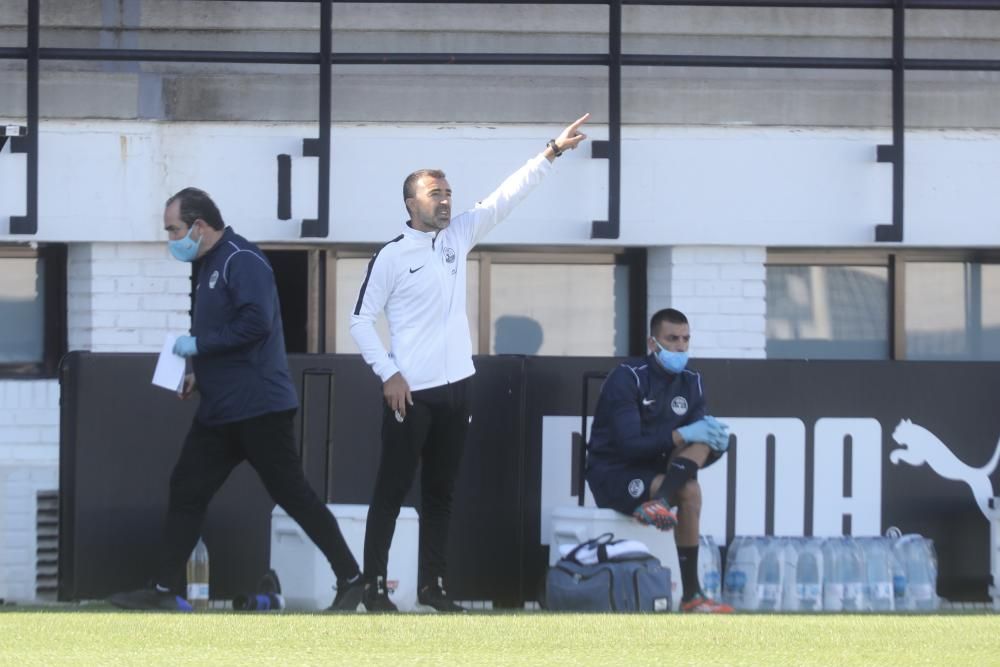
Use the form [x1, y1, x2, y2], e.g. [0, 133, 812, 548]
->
[678, 545, 701, 601]
[656, 458, 699, 504]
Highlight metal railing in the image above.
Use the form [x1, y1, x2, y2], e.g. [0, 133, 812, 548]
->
[3, 0, 1000, 243]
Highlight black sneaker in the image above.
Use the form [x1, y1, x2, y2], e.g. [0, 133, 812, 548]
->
[108, 587, 192, 612]
[361, 576, 398, 613]
[328, 575, 365, 612]
[417, 577, 466, 613]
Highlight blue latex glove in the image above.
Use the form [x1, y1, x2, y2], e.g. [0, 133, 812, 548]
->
[677, 416, 730, 453]
[702, 415, 731, 452]
[173, 335, 199, 358]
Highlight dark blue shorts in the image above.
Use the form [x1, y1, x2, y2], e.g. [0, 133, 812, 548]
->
[586, 461, 668, 515]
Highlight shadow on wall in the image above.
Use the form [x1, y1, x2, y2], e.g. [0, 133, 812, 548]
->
[494, 315, 543, 355]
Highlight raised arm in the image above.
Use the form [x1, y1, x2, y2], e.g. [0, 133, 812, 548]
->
[542, 112, 590, 163]
[464, 113, 591, 246]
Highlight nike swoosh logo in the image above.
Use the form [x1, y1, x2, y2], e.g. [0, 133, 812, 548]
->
[409, 266, 424, 274]
[642, 398, 655, 406]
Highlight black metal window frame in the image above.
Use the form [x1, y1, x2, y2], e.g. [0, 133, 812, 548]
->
[0, 243, 67, 378]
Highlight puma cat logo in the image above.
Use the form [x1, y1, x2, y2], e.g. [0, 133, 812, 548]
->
[890, 418, 1000, 521]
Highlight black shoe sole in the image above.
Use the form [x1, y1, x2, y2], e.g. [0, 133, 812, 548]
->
[416, 599, 467, 613]
[362, 599, 399, 613]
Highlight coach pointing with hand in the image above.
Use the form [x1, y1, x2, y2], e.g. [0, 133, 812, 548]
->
[350, 114, 590, 612]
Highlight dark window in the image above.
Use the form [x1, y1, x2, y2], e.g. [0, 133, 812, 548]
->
[0, 244, 66, 377]
[266, 249, 309, 354]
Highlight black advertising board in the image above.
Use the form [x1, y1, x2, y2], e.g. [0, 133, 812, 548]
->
[60, 353, 1000, 603]
[58, 352, 527, 602]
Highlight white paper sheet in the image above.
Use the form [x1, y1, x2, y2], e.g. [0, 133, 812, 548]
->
[152, 334, 186, 392]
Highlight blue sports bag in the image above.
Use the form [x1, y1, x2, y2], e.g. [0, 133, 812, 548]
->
[544, 533, 672, 612]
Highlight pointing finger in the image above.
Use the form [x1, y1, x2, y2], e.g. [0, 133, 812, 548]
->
[569, 112, 591, 130]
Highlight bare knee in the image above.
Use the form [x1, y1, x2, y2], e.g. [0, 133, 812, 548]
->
[675, 479, 702, 516]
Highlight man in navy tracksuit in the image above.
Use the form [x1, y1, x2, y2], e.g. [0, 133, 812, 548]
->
[586, 308, 734, 613]
[110, 188, 363, 611]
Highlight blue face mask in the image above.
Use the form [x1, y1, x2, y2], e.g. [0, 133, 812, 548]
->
[653, 340, 688, 374]
[168, 224, 202, 262]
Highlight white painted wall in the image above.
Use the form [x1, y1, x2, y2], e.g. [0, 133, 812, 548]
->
[2, 121, 999, 248]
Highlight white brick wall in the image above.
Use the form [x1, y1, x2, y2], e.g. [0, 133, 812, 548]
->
[0, 379, 60, 602]
[68, 243, 191, 352]
[0, 465, 59, 602]
[647, 246, 767, 359]
[0, 380, 59, 464]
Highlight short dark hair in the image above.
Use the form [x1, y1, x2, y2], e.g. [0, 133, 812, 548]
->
[650, 308, 688, 335]
[165, 187, 225, 231]
[402, 169, 446, 202]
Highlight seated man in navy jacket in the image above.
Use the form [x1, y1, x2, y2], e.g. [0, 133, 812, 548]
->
[586, 308, 733, 613]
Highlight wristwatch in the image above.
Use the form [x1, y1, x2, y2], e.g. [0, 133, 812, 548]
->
[546, 139, 563, 157]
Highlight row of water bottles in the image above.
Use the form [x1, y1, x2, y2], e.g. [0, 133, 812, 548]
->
[696, 530, 939, 612]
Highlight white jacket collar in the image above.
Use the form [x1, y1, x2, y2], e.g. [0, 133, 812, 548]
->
[402, 220, 438, 244]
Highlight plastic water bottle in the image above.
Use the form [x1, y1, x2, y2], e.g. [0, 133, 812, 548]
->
[885, 527, 908, 610]
[780, 538, 800, 611]
[890, 545, 908, 610]
[757, 539, 784, 612]
[895, 535, 939, 611]
[840, 537, 866, 611]
[698, 535, 722, 601]
[186, 537, 210, 611]
[724, 536, 762, 611]
[860, 538, 894, 612]
[822, 538, 844, 611]
[920, 538, 941, 611]
[794, 538, 824, 612]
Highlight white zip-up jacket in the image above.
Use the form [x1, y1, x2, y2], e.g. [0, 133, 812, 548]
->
[350, 153, 552, 391]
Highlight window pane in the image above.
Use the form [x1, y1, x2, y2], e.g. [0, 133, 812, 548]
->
[0, 257, 45, 363]
[906, 262, 1000, 360]
[766, 265, 889, 359]
[489, 263, 623, 356]
[334, 256, 480, 354]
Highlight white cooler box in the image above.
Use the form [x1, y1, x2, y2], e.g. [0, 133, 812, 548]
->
[549, 505, 681, 611]
[270, 504, 419, 611]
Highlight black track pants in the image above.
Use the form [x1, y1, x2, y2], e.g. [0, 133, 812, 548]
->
[363, 377, 472, 588]
[156, 409, 359, 589]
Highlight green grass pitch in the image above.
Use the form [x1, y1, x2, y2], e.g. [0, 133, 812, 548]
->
[2, 610, 999, 666]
